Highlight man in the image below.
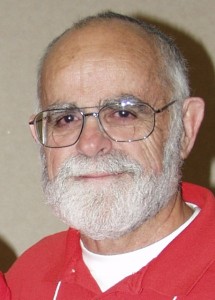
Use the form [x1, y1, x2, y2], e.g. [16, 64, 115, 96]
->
[6, 11, 215, 299]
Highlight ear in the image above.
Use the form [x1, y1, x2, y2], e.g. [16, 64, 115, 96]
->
[180, 97, 205, 159]
[29, 115, 39, 143]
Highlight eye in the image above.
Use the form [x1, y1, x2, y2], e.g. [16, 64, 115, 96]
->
[56, 114, 75, 127]
[48, 111, 82, 129]
[110, 106, 138, 121]
[116, 109, 136, 119]
[102, 106, 138, 126]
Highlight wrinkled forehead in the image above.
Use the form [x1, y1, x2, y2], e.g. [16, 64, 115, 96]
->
[40, 20, 165, 108]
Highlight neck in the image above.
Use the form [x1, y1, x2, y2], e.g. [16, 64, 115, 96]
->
[81, 191, 193, 255]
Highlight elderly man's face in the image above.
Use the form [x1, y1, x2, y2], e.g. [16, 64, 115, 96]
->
[41, 21, 170, 180]
[39, 21, 181, 239]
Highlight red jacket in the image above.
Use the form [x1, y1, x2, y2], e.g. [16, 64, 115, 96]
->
[0, 272, 11, 300]
[6, 183, 215, 299]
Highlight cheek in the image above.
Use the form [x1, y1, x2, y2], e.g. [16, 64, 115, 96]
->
[130, 140, 164, 173]
[123, 126, 168, 173]
[141, 138, 165, 172]
[45, 148, 75, 180]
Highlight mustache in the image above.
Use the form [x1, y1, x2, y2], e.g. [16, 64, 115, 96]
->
[52, 151, 144, 181]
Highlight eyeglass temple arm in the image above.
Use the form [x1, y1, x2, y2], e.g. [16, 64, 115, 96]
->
[29, 118, 43, 125]
[155, 100, 177, 114]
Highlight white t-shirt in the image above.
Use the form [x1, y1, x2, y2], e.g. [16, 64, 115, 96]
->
[81, 203, 200, 292]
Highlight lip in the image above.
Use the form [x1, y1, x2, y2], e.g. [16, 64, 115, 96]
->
[75, 172, 123, 181]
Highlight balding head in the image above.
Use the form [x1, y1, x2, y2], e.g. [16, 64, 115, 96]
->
[37, 12, 189, 109]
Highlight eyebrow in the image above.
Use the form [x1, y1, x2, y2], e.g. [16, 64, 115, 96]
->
[46, 102, 78, 110]
[45, 94, 144, 111]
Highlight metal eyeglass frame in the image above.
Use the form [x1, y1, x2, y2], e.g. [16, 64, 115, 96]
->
[29, 99, 177, 148]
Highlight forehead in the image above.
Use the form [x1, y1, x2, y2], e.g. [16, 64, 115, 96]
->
[40, 20, 166, 109]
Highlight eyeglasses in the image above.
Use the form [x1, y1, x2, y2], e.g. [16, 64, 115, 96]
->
[29, 97, 176, 148]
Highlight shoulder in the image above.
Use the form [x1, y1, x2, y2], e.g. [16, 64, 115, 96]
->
[182, 182, 215, 207]
[6, 229, 81, 299]
[6, 230, 68, 283]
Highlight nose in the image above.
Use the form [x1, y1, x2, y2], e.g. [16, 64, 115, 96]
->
[75, 112, 112, 157]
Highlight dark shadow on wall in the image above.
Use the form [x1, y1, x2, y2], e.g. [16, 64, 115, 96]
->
[134, 14, 215, 193]
[0, 236, 17, 272]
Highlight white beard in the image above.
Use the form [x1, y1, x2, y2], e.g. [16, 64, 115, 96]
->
[41, 123, 182, 240]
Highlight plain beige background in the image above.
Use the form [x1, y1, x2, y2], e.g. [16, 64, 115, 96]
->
[0, 0, 214, 271]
